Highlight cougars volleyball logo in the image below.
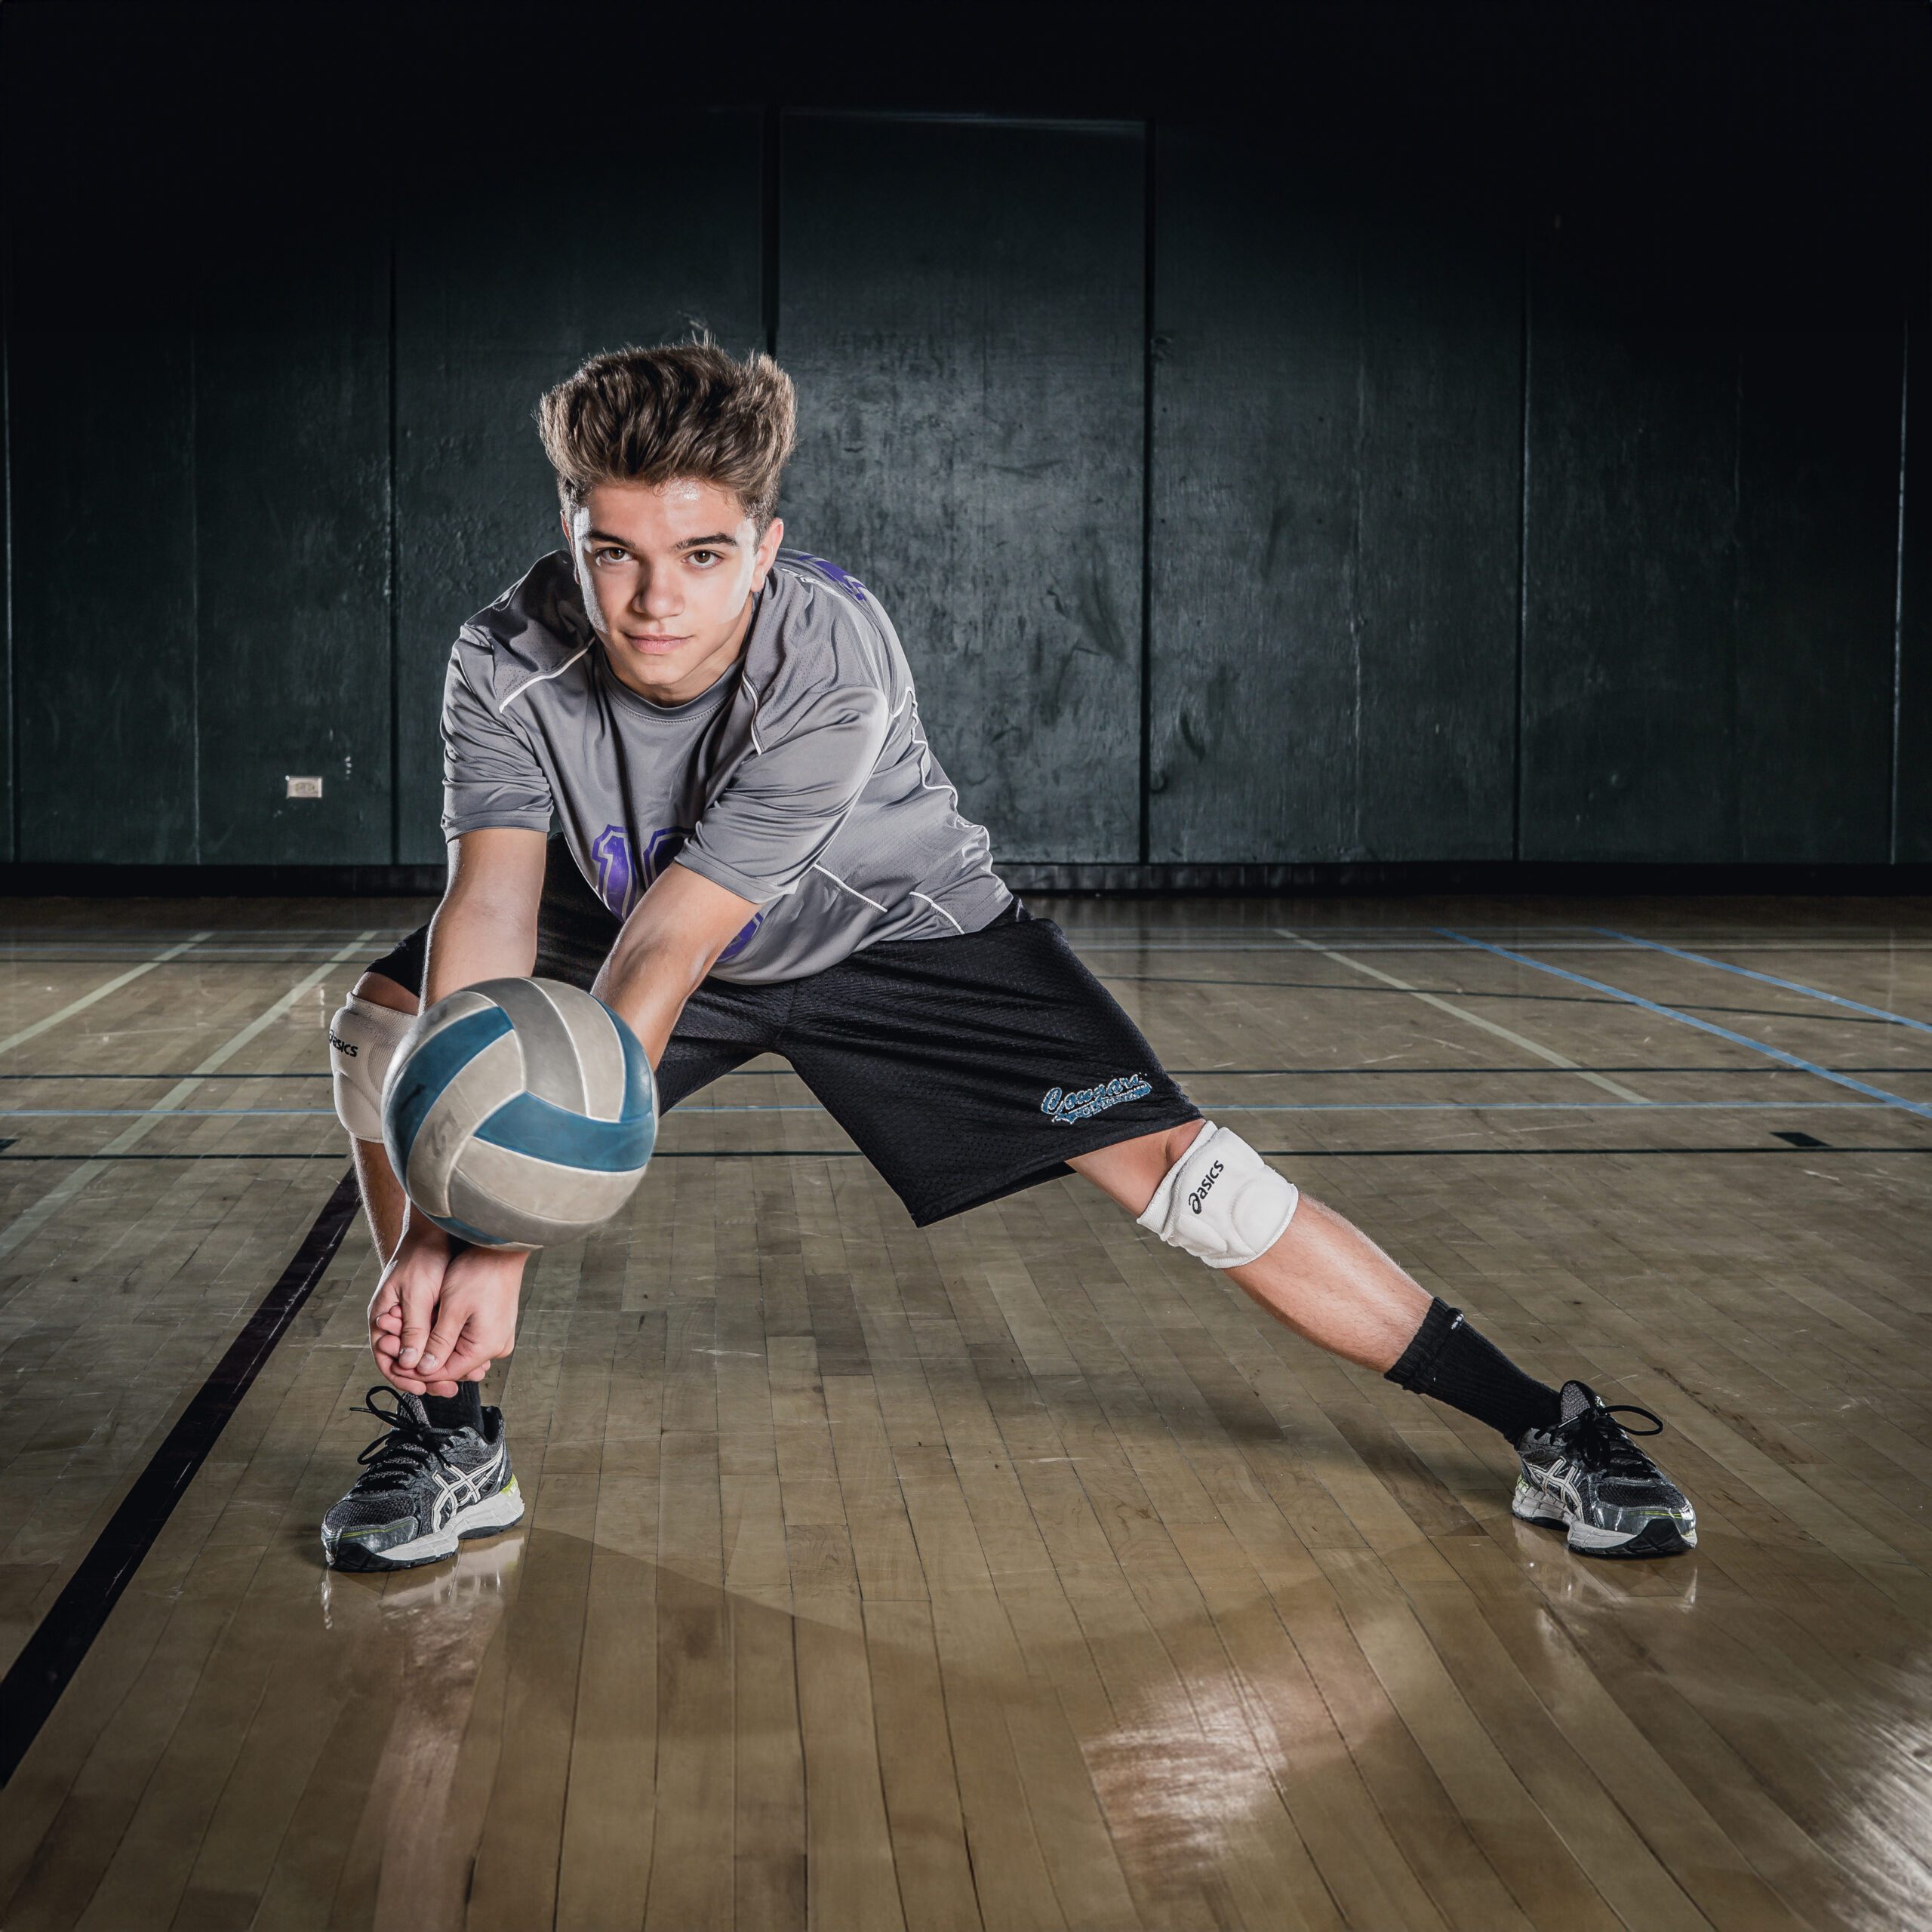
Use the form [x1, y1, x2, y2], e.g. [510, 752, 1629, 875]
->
[1040, 1073, 1152, 1125]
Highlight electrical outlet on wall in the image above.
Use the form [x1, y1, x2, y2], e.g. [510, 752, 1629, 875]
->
[286, 776, 324, 799]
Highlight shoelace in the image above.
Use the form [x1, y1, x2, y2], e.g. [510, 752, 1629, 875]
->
[347, 1386, 460, 1495]
[1571, 1399, 1665, 1475]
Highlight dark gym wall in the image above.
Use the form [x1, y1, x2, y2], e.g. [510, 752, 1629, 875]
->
[3, 2, 1926, 877]
[1150, 129, 1524, 864]
[392, 104, 764, 864]
[780, 115, 1147, 864]
[1516, 11, 1914, 866]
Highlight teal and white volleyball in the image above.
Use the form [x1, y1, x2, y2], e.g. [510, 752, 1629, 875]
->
[381, 977, 656, 1251]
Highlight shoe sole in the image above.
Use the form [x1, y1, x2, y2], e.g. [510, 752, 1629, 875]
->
[1512, 1477, 1695, 1559]
[324, 1477, 525, 1574]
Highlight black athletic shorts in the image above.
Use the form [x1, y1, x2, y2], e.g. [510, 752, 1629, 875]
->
[365, 844, 1200, 1227]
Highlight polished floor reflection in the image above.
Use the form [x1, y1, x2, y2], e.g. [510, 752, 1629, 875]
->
[2, 895, 1930, 1928]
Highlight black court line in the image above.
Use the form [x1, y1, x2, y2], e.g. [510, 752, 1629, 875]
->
[666, 1143, 1930, 1159]
[8, 1144, 1932, 1168]
[0, 1170, 360, 1787]
[9, 1063, 1932, 1083]
[642, 1145, 1932, 1159]
[1103, 975, 1915, 1027]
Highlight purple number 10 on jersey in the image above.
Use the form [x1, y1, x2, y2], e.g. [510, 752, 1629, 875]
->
[592, 825, 764, 964]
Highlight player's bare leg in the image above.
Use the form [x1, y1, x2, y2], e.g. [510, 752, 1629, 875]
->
[1069, 1121, 1431, 1370]
[1071, 1121, 1695, 1557]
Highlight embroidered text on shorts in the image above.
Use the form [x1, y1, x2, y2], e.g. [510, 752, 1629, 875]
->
[1041, 1073, 1153, 1125]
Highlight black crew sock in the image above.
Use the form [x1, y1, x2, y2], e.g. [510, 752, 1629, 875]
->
[422, 1383, 485, 1434]
[1384, 1297, 1562, 1445]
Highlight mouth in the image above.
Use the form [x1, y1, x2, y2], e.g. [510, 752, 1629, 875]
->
[621, 632, 688, 657]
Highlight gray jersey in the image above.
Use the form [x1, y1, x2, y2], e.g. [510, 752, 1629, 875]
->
[441, 549, 1011, 983]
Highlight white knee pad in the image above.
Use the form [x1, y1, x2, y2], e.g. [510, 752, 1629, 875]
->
[1135, 1121, 1299, 1269]
[328, 995, 415, 1141]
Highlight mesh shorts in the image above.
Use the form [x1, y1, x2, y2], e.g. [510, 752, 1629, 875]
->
[365, 845, 1200, 1226]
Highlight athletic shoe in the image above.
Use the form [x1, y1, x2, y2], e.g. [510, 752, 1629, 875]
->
[1512, 1380, 1697, 1558]
[320, 1386, 523, 1572]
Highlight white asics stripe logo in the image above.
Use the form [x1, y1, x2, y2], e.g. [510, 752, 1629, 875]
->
[430, 1441, 506, 1530]
[1537, 1461, 1583, 1512]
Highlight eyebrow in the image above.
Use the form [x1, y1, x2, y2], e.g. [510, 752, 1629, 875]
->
[586, 529, 739, 550]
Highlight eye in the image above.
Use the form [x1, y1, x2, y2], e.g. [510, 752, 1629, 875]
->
[592, 546, 629, 565]
[687, 549, 721, 567]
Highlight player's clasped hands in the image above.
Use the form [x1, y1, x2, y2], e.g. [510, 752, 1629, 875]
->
[368, 1225, 525, 1398]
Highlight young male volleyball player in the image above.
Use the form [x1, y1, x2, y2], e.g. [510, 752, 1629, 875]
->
[320, 339, 1695, 1571]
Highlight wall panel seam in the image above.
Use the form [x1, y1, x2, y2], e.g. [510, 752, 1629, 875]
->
[1894, 316, 1911, 866]
[188, 325, 201, 864]
[2, 149, 13, 867]
[762, 103, 781, 358]
[388, 228, 401, 868]
[1139, 116, 1155, 866]
[1513, 232, 1531, 862]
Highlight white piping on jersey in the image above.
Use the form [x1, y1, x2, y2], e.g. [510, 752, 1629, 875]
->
[498, 647, 590, 713]
[740, 672, 765, 753]
[910, 891, 965, 934]
[744, 675, 910, 759]
[812, 863, 891, 915]
[907, 693, 962, 811]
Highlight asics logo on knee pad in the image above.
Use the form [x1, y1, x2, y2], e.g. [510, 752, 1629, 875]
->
[1188, 1161, 1226, 1214]
[328, 995, 416, 1141]
[1136, 1121, 1299, 1270]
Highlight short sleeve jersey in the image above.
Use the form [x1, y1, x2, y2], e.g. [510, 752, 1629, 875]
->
[440, 549, 1011, 983]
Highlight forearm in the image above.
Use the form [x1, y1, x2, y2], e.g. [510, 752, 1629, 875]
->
[588, 858, 761, 1063]
[390, 841, 543, 1259]
[423, 878, 540, 1006]
[591, 928, 705, 1068]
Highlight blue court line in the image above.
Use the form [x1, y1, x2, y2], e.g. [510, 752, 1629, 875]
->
[1436, 930, 1932, 1121]
[1594, 928, 1932, 1035]
[0, 1100, 1903, 1121]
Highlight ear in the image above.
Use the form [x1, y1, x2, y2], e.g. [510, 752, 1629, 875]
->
[753, 515, 784, 588]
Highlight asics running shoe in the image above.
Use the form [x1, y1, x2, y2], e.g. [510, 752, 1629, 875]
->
[321, 1387, 523, 1572]
[1512, 1380, 1697, 1558]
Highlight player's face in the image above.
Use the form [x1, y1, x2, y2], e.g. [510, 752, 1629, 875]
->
[565, 478, 784, 706]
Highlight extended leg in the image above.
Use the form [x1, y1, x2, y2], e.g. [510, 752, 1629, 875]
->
[1071, 1121, 1438, 1371]
[1072, 1120, 1696, 1556]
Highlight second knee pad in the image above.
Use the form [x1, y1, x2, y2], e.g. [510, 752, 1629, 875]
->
[328, 994, 415, 1140]
[1135, 1121, 1299, 1269]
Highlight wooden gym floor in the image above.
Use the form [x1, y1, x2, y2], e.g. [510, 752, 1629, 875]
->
[1, 894, 1929, 1931]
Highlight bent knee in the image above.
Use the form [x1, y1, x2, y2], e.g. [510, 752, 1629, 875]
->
[1156, 1117, 1209, 1169]
[352, 971, 419, 1017]
[1135, 1121, 1300, 1269]
[331, 981, 418, 1140]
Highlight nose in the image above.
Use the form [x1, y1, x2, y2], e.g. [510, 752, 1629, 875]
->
[630, 568, 682, 623]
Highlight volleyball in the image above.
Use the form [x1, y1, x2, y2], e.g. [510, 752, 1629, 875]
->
[381, 977, 656, 1250]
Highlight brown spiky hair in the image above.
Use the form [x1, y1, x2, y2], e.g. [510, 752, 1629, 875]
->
[536, 335, 798, 531]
